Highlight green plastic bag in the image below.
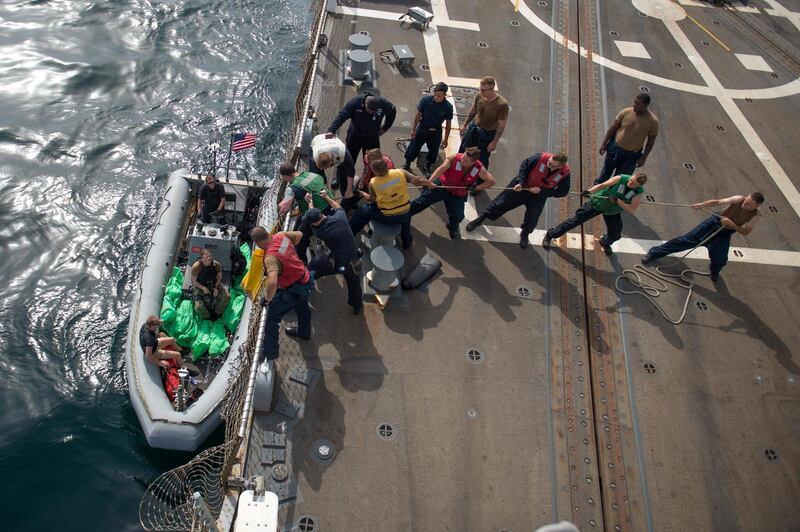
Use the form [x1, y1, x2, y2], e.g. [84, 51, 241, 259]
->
[164, 267, 184, 303]
[221, 289, 246, 333]
[174, 300, 198, 347]
[208, 321, 230, 357]
[191, 320, 213, 360]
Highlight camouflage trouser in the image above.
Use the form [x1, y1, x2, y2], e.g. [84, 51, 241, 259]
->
[193, 286, 230, 320]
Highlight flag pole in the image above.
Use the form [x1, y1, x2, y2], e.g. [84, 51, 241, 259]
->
[225, 134, 234, 182]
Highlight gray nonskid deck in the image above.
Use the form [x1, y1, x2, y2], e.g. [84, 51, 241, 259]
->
[245, 1, 800, 530]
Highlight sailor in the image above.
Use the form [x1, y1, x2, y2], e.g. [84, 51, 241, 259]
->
[277, 161, 333, 263]
[139, 315, 184, 369]
[458, 75, 509, 177]
[197, 174, 227, 223]
[402, 81, 453, 176]
[191, 249, 230, 320]
[542, 172, 648, 255]
[309, 133, 357, 199]
[341, 148, 396, 213]
[327, 92, 397, 162]
[642, 192, 763, 281]
[349, 158, 434, 249]
[304, 190, 363, 315]
[596, 93, 658, 184]
[410, 146, 495, 240]
[466, 151, 571, 248]
[249, 226, 315, 359]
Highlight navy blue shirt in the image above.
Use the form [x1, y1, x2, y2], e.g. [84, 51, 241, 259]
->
[312, 209, 359, 262]
[199, 181, 225, 211]
[328, 94, 397, 137]
[417, 95, 454, 129]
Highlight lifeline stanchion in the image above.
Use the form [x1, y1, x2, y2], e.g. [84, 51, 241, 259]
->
[614, 225, 725, 325]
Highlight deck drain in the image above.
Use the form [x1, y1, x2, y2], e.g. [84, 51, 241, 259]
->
[271, 463, 289, 482]
[639, 85, 650, 93]
[310, 438, 336, 464]
[701, 40, 710, 46]
[477, 41, 489, 48]
[755, 374, 764, 384]
[516, 285, 534, 299]
[420, 64, 429, 71]
[764, 449, 778, 462]
[768, 205, 778, 213]
[466, 408, 479, 418]
[510, 20, 520, 27]
[531, 75, 543, 83]
[715, 125, 726, 132]
[712, 19, 720, 25]
[538, 0, 548, 6]
[376, 422, 396, 441]
[732, 249, 743, 257]
[695, 301, 708, 311]
[673, 62, 683, 69]
[643, 363, 656, 374]
[609, 30, 619, 37]
[645, 194, 655, 202]
[683, 162, 695, 171]
[466, 348, 484, 364]
[298, 515, 317, 532]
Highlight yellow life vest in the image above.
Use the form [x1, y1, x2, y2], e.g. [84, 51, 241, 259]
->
[371, 169, 410, 215]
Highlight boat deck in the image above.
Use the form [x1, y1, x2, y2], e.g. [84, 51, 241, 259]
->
[245, 1, 800, 530]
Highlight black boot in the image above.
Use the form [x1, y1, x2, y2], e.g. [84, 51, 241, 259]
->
[466, 216, 485, 232]
[520, 232, 530, 249]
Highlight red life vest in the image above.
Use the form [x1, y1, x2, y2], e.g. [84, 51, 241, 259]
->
[440, 153, 483, 197]
[525, 152, 570, 189]
[360, 154, 395, 192]
[266, 234, 310, 289]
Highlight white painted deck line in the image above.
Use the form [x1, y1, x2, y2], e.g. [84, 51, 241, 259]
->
[459, 223, 800, 268]
[731, 1, 760, 14]
[614, 40, 652, 59]
[334, 5, 480, 32]
[763, 0, 800, 33]
[735, 53, 774, 72]
[675, 0, 706, 7]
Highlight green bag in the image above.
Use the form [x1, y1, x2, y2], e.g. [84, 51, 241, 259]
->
[174, 300, 198, 347]
[221, 289, 246, 333]
[208, 321, 230, 357]
[191, 320, 213, 360]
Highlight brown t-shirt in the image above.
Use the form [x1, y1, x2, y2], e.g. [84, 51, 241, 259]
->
[191, 260, 221, 284]
[474, 94, 509, 131]
[721, 200, 759, 227]
[614, 107, 659, 152]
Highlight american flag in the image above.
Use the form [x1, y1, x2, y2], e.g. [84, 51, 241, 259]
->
[232, 132, 257, 152]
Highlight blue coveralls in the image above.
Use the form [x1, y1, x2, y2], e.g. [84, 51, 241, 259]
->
[409, 182, 468, 232]
[595, 138, 641, 184]
[263, 275, 315, 360]
[327, 93, 397, 162]
[647, 216, 733, 275]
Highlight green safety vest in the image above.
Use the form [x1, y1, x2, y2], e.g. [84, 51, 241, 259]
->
[291, 171, 329, 212]
[589, 174, 643, 215]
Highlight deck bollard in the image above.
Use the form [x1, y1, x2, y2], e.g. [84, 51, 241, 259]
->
[369, 220, 401, 249]
[367, 245, 404, 293]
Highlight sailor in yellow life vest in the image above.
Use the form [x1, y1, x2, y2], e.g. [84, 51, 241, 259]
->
[348, 158, 434, 249]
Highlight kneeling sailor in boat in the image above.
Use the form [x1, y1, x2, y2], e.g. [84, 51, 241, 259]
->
[191, 249, 230, 320]
[250, 226, 315, 360]
[139, 315, 184, 369]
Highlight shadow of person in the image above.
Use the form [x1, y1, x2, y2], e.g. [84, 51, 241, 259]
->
[404, 229, 523, 323]
[694, 278, 800, 375]
[382, 274, 458, 340]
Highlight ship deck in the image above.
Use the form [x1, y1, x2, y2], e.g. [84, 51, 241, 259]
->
[245, 1, 800, 530]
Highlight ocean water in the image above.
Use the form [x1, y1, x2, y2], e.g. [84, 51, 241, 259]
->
[0, 1, 310, 529]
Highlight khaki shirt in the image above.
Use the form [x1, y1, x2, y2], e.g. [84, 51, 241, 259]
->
[614, 107, 659, 152]
[474, 94, 509, 131]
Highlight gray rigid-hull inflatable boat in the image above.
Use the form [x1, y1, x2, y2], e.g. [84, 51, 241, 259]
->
[125, 169, 263, 451]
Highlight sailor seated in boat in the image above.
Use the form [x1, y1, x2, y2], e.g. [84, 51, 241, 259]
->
[139, 315, 185, 369]
[191, 249, 230, 320]
[197, 174, 227, 224]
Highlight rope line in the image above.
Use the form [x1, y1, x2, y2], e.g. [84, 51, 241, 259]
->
[614, 225, 725, 324]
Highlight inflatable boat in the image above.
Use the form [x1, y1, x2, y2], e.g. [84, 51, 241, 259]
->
[125, 169, 265, 451]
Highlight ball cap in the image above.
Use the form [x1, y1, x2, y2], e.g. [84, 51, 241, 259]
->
[302, 208, 323, 225]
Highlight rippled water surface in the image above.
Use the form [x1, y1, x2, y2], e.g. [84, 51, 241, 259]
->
[0, 1, 310, 529]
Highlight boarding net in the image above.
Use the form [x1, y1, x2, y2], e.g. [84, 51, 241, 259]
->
[139, 1, 327, 530]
